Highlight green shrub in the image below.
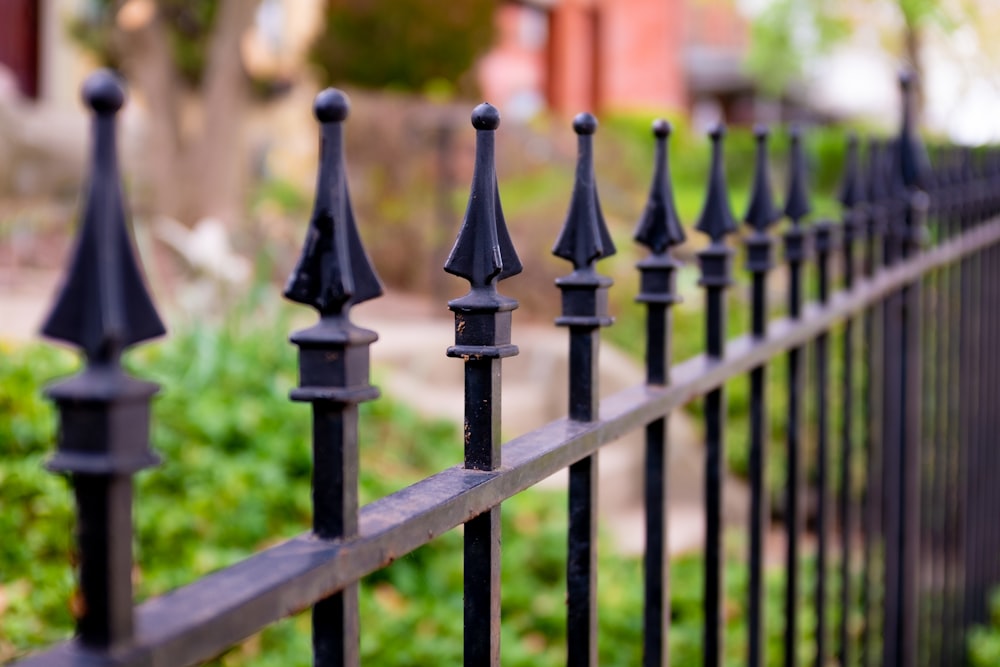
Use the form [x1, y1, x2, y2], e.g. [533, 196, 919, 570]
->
[2, 294, 853, 666]
[970, 589, 1000, 666]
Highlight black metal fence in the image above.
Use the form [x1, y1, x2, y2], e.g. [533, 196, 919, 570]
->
[12, 67, 1000, 667]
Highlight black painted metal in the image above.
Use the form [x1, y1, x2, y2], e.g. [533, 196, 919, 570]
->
[782, 126, 810, 667]
[859, 137, 889, 667]
[285, 88, 384, 667]
[444, 102, 521, 667]
[634, 118, 685, 667]
[21, 215, 1000, 667]
[695, 125, 737, 667]
[882, 72, 929, 667]
[743, 125, 779, 667]
[40, 70, 165, 652]
[19, 67, 1000, 667]
[553, 111, 616, 667]
[836, 135, 862, 667]
[813, 214, 832, 667]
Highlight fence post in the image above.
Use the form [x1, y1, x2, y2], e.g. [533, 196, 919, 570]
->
[742, 125, 780, 667]
[782, 126, 811, 667]
[444, 103, 522, 667]
[284, 88, 384, 667]
[39, 70, 166, 651]
[634, 119, 685, 667]
[552, 112, 616, 667]
[882, 70, 929, 667]
[695, 125, 737, 667]
[836, 134, 863, 667]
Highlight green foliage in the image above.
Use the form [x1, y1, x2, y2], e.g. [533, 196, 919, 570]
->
[309, 0, 497, 96]
[68, 1, 223, 87]
[746, 0, 851, 97]
[2, 289, 862, 666]
[970, 589, 1000, 666]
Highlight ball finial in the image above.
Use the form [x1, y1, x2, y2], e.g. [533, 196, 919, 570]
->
[573, 112, 598, 135]
[753, 124, 769, 140]
[709, 123, 726, 141]
[471, 103, 500, 131]
[652, 119, 671, 138]
[82, 69, 125, 114]
[314, 88, 350, 123]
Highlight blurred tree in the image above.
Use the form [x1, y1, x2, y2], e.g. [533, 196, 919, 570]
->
[745, 0, 988, 114]
[309, 0, 497, 97]
[69, 0, 260, 229]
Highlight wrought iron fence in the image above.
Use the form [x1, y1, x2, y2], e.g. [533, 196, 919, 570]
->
[10, 67, 1000, 667]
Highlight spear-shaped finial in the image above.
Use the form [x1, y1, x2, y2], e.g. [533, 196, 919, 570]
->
[744, 125, 781, 232]
[444, 103, 522, 292]
[40, 70, 163, 649]
[784, 126, 811, 225]
[41, 69, 165, 364]
[552, 112, 616, 268]
[635, 119, 685, 253]
[839, 134, 863, 210]
[695, 124, 738, 243]
[284, 88, 383, 317]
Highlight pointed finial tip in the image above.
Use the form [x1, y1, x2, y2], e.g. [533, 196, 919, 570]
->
[573, 112, 597, 135]
[652, 119, 671, 138]
[314, 88, 350, 123]
[472, 103, 500, 131]
[82, 69, 125, 114]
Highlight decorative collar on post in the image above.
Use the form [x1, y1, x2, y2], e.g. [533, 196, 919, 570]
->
[40, 69, 164, 650]
[286, 88, 383, 404]
[42, 69, 164, 476]
[635, 119, 685, 307]
[839, 135, 863, 285]
[553, 112, 616, 328]
[696, 124, 737, 290]
[444, 102, 521, 466]
[743, 125, 780, 275]
[783, 126, 811, 269]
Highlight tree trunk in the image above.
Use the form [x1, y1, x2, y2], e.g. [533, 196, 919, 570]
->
[187, 0, 257, 230]
[903, 19, 924, 125]
[115, 0, 257, 230]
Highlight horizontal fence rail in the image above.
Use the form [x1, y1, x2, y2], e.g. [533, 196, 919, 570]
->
[10, 67, 1000, 667]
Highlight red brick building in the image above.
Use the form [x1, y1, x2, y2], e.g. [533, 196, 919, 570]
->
[478, 0, 752, 120]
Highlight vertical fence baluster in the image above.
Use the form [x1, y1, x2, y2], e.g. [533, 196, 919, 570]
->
[859, 138, 890, 667]
[782, 126, 811, 667]
[836, 135, 862, 667]
[882, 71, 928, 667]
[285, 89, 384, 667]
[695, 125, 738, 667]
[39, 70, 165, 652]
[742, 125, 780, 667]
[552, 112, 616, 667]
[814, 219, 833, 667]
[942, 147, 963, 666]
[634, 119, 685, 667]
[444, 103, 522, 667]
